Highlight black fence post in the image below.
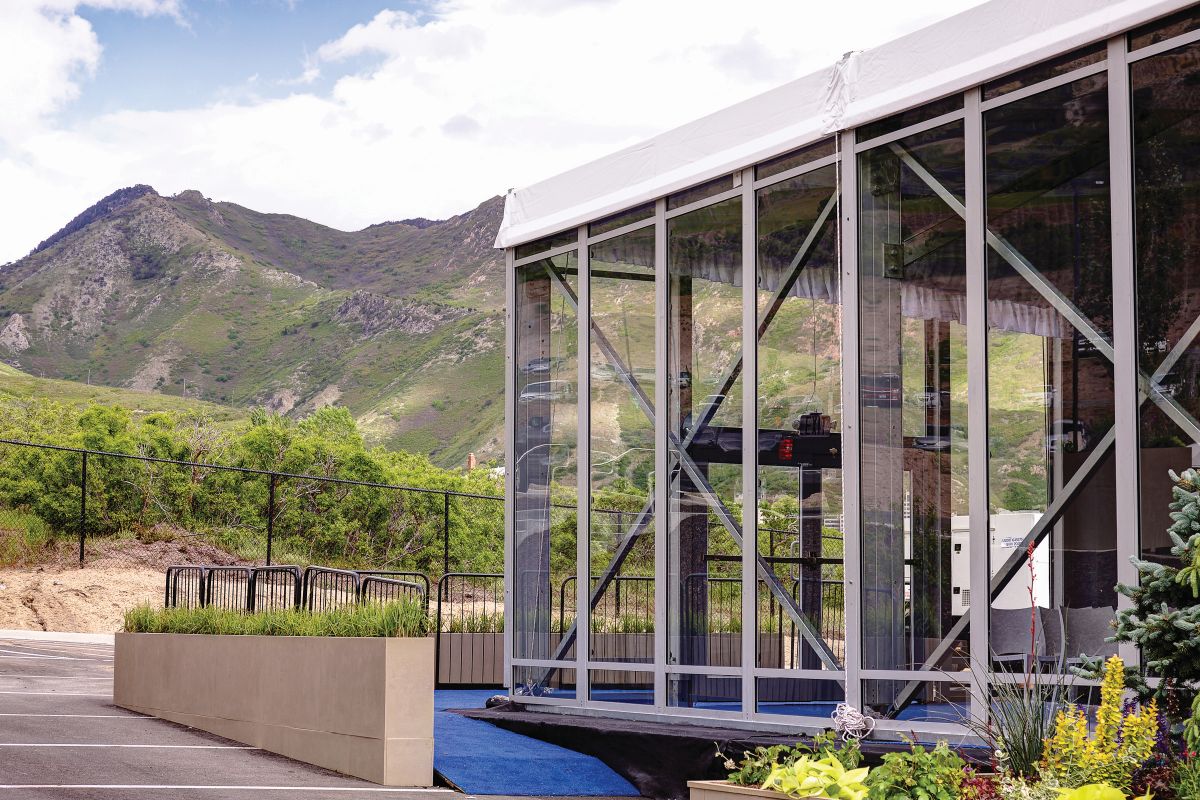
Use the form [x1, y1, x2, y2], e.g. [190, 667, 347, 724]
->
[266, 473, 277, 566]
[78, 451, 87, 565]
[442, 492, 451, 575]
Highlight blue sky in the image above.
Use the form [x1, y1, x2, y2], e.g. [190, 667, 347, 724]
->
[0, 0, 985, 263]
[72, 1, 413, 119]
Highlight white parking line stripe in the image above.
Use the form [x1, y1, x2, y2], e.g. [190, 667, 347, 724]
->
[0, 675, 111, 679]
[0, 714, 146, 718]
[5, 648, 113, 658]
[0, 786, 452, 793]
[0, 691, 108, 696]
[0, 744, 257, 749]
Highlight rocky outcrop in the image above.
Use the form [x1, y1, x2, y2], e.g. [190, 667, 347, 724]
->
[334, 291, 470, 338]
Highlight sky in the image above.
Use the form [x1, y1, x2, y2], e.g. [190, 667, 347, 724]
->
[0, 0, 988, 264]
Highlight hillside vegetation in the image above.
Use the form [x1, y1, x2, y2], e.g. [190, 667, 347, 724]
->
[0, 395, 504, 573]
[0, 187, 506, 467]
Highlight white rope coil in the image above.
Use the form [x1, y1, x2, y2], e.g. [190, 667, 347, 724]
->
[830, 703, 875, 741]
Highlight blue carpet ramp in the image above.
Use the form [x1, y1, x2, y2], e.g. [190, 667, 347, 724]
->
[434, 690, 639, 796]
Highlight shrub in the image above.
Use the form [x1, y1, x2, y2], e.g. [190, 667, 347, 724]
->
[718, 733, 862, 788]
[865, 740, 965, 800]
[762, 755, 869, 800]
[1075, 468, 1200, 746]
[1039, 656, 1158, 791]
[123, 600, 430, 638]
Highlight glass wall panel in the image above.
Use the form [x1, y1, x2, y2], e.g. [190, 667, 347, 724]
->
[667, 196, 745, 707]
[985, 71, 1115, 669]
[513, 254, 578, 667]
[669, 175, 737, 211]
[516, 230, 578, 261]
[588, 226, 657, 665]
[590, 205, 654, 238]
[1132, 42, 1200, 568]
[589, 669, 654, 704]
[755, 163, 845, 684]
[1130, 8, 1200, 52]
[861, 678, 971, 723]
[982, 44, 1105, 102]
[858, 119, 970, 716]
[512, 666, 577, 699]
[857, 95, 963, 144]
[756, 678, 845, 717]
[757, 139, 837, 181]
[667, 674, 741, 711]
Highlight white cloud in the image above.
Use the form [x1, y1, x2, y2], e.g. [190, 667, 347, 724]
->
[0, 0, 985, 263]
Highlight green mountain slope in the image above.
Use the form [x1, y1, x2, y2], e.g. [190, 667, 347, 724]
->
[0, 187, 505, 467]
[0, 363, 247, 423]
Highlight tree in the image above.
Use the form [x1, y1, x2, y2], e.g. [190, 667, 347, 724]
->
[1078, 467, 1200, 746]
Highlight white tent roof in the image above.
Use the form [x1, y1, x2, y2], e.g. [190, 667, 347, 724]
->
[496, 0, 1189, 249]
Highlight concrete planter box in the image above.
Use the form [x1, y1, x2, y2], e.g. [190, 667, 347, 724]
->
[689, 780, 811, 800]
[114, 633, 433, 786]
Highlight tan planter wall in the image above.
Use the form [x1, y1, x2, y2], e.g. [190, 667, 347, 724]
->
[114, 633, 433, 786]
[688, 780, 793, 800]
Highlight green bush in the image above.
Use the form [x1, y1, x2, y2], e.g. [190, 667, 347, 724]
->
[865, 740, 965, 800]
[123, 600, 430, 638]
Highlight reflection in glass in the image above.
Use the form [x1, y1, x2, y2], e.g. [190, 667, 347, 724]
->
[668, 175, 737, 211]
[985, 72, 1116, 668]
[755, 164, 845, 687]
[513, 666, 577, 699]
[667, 674, 741, 711]
[513, 255, 578, 665]
[667, 197, 745, 699]
[857, 94, 963, 144]
[1132, 43, 1200, 566]
[756, 678, 845, 717]
[516, 230, 578, 261]
[982, 44, 1105, 102]
[589, 670, 654, 705]
[1129, 8, 1200, 52]
[858, 119, 970, 716]
[757, 139, 837, 181]
[588, 227, 657, 665]
[861, 679, 970, 723]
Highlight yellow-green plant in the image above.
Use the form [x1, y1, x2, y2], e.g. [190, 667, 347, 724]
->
[1053, 784, 1151, 800]
[762, 755, 870, 800]
[1039, 656, 1158, 790]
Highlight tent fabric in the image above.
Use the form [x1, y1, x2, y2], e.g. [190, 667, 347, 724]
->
[496, 0, 1190, 251]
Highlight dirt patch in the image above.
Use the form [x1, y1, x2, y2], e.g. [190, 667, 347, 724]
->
[0, 535, 251, 634]
[0, 565, 162, 633]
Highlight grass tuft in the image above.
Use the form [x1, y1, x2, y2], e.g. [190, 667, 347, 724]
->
[123, 600, 430, 638]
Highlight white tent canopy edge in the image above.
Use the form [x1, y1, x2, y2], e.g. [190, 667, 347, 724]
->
[495, 0, 1188, 249]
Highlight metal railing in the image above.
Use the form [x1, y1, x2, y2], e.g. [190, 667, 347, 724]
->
[0, 437, 506, 572]
[163, 564, 431, 613]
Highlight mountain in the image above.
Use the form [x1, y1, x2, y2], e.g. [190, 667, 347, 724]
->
[0, 187, 506, 467]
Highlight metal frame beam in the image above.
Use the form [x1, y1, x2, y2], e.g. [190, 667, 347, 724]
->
[540, 192, 844, 673]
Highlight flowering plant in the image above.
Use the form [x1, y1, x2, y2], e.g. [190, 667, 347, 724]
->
[1039, 656, 1158, 791]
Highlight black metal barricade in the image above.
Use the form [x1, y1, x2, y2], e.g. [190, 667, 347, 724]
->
[302, 566, 361, 612]
[356, 571, 430, 611]
[359, 576, 425, 606]
[164, 565, 207, 609]
[250, 565, 302, 611]
[204, 566, 253, 611]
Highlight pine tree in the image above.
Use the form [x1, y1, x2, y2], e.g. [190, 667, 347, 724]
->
[1076, 467, 1200, 745]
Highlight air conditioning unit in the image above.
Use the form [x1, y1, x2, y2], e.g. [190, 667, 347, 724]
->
[950, 512, 1049, 616]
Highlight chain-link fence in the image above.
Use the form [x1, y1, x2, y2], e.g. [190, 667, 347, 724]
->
[0, 438, 507, 577]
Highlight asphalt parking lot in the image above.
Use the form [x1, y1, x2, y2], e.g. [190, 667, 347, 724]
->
[0, 634, 463, 800]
